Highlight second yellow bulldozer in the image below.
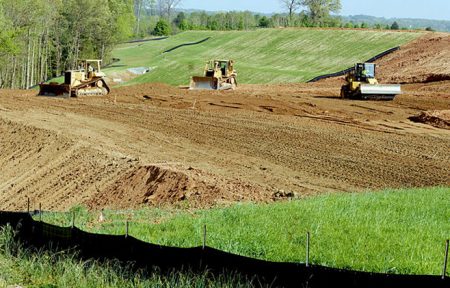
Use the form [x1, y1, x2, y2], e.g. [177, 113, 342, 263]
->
[38, 59, 110, 97]
[189, 60, 237, 90]
[340, 63, 401, 100]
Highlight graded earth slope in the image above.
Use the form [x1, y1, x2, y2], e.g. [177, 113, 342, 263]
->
[0, 33, 449, 211]
[376, 32, 450, 83]
[108, 29, 419, 85]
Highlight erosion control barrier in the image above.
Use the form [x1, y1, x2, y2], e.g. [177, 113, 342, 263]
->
[163, 37, 211, 53]
[124, 37, 168, 44]
[307, 46, 400, 83]
[1, 211, 448, 288]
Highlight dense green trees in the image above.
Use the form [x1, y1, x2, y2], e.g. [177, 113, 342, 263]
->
[278, 0, 341, 27]
[300, 0, 341, 26]
[0, 0, 134, 89]
[154, 19, 171, 36]
[391, 21, 400, 30]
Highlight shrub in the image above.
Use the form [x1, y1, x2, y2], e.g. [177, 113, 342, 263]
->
[154, 19, 171, 36]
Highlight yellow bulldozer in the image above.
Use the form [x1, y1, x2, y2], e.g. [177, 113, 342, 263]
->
[38, 59, 110, 97]
[189, 60, 237, 90]
[340, 63, 401, 100]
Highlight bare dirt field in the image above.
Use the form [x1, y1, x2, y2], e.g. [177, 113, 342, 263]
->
[1, 33, 449, 211]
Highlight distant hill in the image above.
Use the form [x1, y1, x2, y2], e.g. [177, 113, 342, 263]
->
[342, 15, 450, 32]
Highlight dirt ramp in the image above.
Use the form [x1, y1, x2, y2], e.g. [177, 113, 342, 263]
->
[409, 110, 450, 129]
[88, 165, 271, 209]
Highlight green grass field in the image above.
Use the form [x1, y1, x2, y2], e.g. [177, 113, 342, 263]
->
[27, 187, 450, 276]
[108, 29, 419, 86]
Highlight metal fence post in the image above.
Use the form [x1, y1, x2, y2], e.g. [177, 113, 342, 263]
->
[71, 212, 75, 228]
[27, 198, 30, 214]
[39, 203, 42, 222]
[306, 232, 310, 267]
[202, 224, 207, 250]
[443, 239, 449, 280]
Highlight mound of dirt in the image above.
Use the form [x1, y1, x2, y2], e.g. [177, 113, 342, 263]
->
[376, 33, 450, 84]
[87, 165, 272, 209]
[409, 110, 450, 129]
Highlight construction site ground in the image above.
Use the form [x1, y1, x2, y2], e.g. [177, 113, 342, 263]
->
[1, 33, 449, 211]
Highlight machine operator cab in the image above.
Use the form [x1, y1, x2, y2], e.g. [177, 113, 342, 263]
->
[354, 63, 376, 82]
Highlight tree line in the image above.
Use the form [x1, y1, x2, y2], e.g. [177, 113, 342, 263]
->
[138, 0, 412, 36]
[0, 0, 425, 89]
[0, 0, 134, 89]
[134, 0, 344, 35]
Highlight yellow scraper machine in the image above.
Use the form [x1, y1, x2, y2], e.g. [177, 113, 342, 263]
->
[341, 63, 401, 100]
[189, 59, 237, 90]
[38, 59, 110, 97]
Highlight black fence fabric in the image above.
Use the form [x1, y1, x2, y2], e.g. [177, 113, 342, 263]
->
[125, 37, 169, 44]
[307, 46, 400, 83]
[163, 37, 211, 53]
[1, 211, 448, 288]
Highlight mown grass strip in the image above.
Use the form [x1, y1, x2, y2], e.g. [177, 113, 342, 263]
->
[37, 187, 449, 275]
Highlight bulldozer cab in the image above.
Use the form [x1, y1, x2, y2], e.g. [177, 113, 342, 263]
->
[76, 60, 104, 79]
[64, 59, 105, 86]
[354, 63, 375, 82]
[218, 61, 228, 76]
[205, 60, 234, 77]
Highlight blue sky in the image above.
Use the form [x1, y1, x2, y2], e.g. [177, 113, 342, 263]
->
[180, 0, 450, 21]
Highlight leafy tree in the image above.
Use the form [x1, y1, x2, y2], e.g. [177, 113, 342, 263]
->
[153, 19, 171, 35]
[300, 0, 341, 26]
[390, 21, 399, 30]
[157, 0, 181, 20]
[280, 0, 301, 26]
[425, 26, 434, 31]
[360, 22, 368, 29]
[173, 12, 185, 27]
[343, 22, 353, 28]
[178, 19, 189, 30]
[259, 16, 270, 28]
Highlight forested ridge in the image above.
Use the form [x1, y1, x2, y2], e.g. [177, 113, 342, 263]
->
[0, 0, 134, 89]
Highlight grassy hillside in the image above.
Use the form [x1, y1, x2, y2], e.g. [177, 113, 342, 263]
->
[34, 187, 449, 275]
[108, 29, 420, 86]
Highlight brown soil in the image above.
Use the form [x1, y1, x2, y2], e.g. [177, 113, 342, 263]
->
[409, 110, 450, 129]
[376, 32, 450, 83]
[1, 33, 449, 212]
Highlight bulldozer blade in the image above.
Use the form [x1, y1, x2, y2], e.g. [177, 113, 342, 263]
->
[359, 84, 401, 100]
[189, 76, 219, 90]
[360, 84, 401, 95]
[38, 83, 71, 97]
